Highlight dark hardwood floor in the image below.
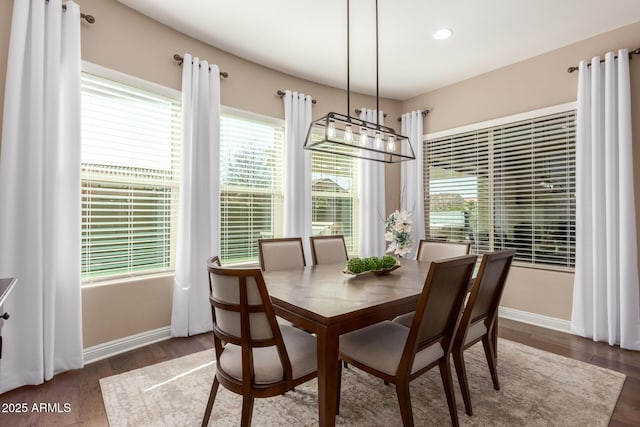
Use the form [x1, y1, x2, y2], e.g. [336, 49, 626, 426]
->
[0, 318, 638, 426]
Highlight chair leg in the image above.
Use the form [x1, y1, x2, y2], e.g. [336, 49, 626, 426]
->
[337, 359, 343, 415]
[201, 376, 220, 427]
[240, 396, 255, 427]
[395, 381, 414, 427]
[452, 348, 473, 416]
[482, 335, 500, 390]
[439, 358, 460, 427]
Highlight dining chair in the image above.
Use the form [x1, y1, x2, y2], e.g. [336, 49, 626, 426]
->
[416, 239, 471, 263]
[337, 254, 478, 427]
[258, 237, 306, 271]
[393, 239, 472, 328]
[451, 249, 515, 416]
[309, 235, 348, 265]
[202, 256, 318, 427]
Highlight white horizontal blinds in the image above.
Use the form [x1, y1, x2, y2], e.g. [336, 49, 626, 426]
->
[426, 130, 490, 254]
[81, 72, 181, 280]
[220, 113, 284, 263]
[311, 151, 359, 255]
[493, 111, 576, 267]
[425, 109, 576, 268]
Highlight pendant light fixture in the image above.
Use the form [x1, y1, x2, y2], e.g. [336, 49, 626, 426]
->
[303, 0, 415, 163]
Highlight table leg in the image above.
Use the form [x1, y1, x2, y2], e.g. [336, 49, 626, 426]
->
[316, 325, 339, 427]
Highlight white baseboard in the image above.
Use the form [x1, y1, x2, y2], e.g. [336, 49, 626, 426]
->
[83, 326, 172, 365]
[498, 306, 572, 334]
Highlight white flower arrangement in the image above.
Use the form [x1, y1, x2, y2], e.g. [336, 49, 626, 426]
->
[385, 210, 413, 257]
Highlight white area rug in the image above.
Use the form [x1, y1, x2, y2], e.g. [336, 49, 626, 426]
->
[100, 339, 625, 426]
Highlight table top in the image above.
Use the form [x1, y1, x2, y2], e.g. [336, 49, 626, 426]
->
[263, 260, 431, 325]
[0, 278, 17, 307]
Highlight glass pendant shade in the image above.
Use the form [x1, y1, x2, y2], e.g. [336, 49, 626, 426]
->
[304, 112, 415, 163]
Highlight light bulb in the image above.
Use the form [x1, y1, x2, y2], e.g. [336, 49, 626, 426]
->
[374, 132, 383, 149]
[360, 127, 368, 146]
[344, 124, 353, 142]
[387, 135, 396, 152]
[327, 121, 336, 138]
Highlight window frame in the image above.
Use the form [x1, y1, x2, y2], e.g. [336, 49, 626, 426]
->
[80, 62, 182, 285]
[423, 101, 577, 272]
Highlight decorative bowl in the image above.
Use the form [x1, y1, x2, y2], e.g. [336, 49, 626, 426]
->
[344, 264, 401, 276]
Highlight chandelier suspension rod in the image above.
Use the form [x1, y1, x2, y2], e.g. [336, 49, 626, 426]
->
[376, 0, 379, 126]
[347, 0, 351, 120]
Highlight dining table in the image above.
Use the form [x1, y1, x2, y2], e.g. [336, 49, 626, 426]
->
[262, 259, 433, 427]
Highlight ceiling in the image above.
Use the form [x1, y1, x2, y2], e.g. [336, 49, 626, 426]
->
[118, 0, 640, 100]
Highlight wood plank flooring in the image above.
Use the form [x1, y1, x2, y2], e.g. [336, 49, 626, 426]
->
[0, 318, 638, 426]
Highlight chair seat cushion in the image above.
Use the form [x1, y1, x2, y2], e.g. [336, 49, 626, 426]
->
[219, 324, 317, 384]
[392, 312, 414, 328]
[339, 321, 444, 376]
[464, 320, 487, 345]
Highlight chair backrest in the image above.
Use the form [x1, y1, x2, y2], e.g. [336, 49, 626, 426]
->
[207, 256, 293, 385]
[400, 255, 477, 369]
[457, 250, 515, 343]
[310, 235, 348, 265]
[416, 239, 471, 263]
[258, 238, 306, 271]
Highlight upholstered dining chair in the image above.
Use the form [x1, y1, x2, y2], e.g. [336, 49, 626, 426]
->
[392, 239, 472, 328]
[337, 255, 478, 427]
[309, 235, 348, 265]
[202, 257, 318, 427]
[416, 239, 471, 263]
[451, 249, 515, 416]
[258, 237, 306, 271]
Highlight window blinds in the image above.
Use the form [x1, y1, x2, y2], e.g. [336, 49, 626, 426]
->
[311, 151, 359, 255]
[426, 110, 576, 268]
[81, 72, 182, 280]
[219, 113, 284, 264]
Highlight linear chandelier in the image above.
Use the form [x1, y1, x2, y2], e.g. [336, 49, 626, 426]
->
[303, 0, 415, 163]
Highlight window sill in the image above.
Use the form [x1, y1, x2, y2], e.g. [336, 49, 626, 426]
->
[511, 262, 574, 274]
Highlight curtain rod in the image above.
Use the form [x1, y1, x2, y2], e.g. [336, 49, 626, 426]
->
[567, 47, 640, 73]
[397, 110, 429, 122]
[354, 108, 387, 118]
[172, 54, 229, 78]
[45, 0, 95, 23]
[276, 90, 317, 104]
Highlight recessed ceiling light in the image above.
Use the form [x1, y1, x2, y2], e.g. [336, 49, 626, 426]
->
[433, 28, 453, 40]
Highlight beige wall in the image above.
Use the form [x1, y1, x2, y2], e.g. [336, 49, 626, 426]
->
[403, 21, 640, 320]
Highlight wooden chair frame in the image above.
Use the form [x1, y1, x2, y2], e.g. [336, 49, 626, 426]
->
[309, 234, 348, 265]
[416, 239, 471, 261]
[257, 237, 306, 271]
[338, 255, 478, 427]
[451, 250, 515, 416]
[203, 256, 317, 426]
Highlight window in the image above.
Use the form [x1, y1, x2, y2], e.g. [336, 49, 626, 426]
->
[425, 106, 576, 269]
[81, 70, 181, 281]
[311, 152, 359, 255]
[219, 111, 284, 264]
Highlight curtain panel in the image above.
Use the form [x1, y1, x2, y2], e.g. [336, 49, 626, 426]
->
[171, 55, 221, 337]
[401, 111, 425, 259]
[0, 0, 83, 393]
[571, 49, 640, 350]
[283, 90, 313, 259]
[358, 108, 387, 258]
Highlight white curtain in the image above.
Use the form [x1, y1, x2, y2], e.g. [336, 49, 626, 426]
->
[571, 49, 640, 350]
[358, 108, 387, 257]
[0, 0, 83, 393]
[283, 90, 313, 259]
[401, 111, 425, 259]
[171, 55, 220, 337]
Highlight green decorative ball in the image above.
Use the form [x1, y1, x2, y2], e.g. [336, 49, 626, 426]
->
[364, 257, 378, 271]
[346, 257, 365, 274]
[381, 255, 397, 269]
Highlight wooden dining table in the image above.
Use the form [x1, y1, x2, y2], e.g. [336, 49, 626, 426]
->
[262, 259, 433, 427]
